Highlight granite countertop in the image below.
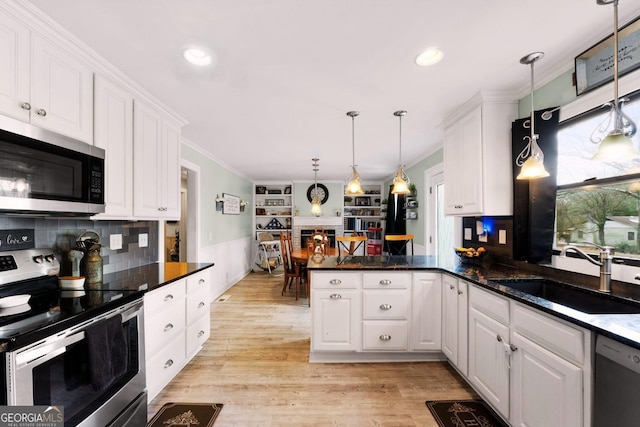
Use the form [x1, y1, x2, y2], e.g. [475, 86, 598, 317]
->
[307, 255, 640, 349]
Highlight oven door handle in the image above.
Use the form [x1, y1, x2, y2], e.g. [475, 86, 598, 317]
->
[15, 330, 85, 368]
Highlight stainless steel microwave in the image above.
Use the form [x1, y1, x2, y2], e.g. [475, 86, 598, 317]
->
[0, 116, 105, 216]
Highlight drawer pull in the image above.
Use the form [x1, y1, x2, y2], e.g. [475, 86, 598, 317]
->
[164, 323, 174, 332]
[198, 301, 206, 308]
[36, 108, 47, 116]
[329, 279, 342, 285]
[379, 279, 392, 285]
[379, 334, 392, 341]
[164, 294, 174, 302]
[20, 102, 31, 110]
[198, 330, 205, 338]
[329, 294, 342, 299]
[199, 278, 205, 284]
[379, 304, 392, 310]
[164, 359, 174, 369]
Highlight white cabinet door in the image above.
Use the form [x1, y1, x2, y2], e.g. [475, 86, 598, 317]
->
[442, 274, 459, 362]
[456, 280, 469, 376]
[30, 34, 93, 143]
[133, 100, 181, 219]
[312, 289, 359, 351]
[468, 307, 510, 420]
[0, 12, 29, 122]
[511, 331, 583, 427]
[92, 75, 133, 219]
[411, 272, 441, 351]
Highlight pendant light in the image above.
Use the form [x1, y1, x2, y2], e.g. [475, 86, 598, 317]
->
[591, 0, 639, 160]
[391, 110, 411, 194]
[516, 52, 550, 180]
[311, 158, 322, 216]
[345, 111, 364, 195]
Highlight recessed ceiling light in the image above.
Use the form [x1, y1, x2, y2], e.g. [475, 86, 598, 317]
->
[415, 48, 443, 66]
[183, 48, 213, 66]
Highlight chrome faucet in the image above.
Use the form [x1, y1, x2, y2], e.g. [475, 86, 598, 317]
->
[560, 242, 614, 293]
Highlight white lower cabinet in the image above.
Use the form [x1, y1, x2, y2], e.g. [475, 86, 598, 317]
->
[442, 274, 468, 375]
[312, 289, 360, 351]
[411, 273, 442, 351]
[144, 268, 212, 401]
[468, 284, 591, 427]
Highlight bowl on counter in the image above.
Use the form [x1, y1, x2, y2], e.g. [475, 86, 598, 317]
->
[454, 247, 487, 263]
[58, 276, 85, 290]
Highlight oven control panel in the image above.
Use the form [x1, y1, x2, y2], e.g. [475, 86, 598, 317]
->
[0, 249, 60, 286]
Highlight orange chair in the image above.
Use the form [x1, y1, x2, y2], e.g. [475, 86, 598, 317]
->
[336, 233, 367, 255]
[384, 234, 414, 255]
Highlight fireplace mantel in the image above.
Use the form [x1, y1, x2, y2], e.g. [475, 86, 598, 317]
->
[293, 216, 342, 227]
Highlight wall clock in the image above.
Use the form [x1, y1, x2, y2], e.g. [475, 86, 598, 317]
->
[307, 183, 329, 205]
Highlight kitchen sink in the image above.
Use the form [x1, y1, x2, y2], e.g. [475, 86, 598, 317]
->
[488, 278, 640, 314]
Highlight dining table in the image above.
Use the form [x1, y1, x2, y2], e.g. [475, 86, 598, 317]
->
[290, 246, 343, 305]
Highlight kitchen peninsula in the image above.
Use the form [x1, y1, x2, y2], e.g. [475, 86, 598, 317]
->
[307, 254, 640, 427]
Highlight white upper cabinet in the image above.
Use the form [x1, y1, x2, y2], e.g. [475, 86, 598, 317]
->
[443, 92, 517, 216]
[133, 100, 181, 220]
[92, 75, 133, 219]
[0, 12, 93, 143]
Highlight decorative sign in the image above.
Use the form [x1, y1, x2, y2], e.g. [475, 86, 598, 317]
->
[575, 15, 640, 96]
[0, 229, 35, 251]
[222, 193, 240, 215]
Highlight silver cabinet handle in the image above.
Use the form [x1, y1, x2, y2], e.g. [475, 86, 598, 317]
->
[379, 334, 392, 341]
[329, 294, 342, 299]
[449, 284, 455, 290]
[164, 359, 174, 369]
[379, 304, 392, 310]
[164, 323, 174, 332]
[36, 108, 46, 116]
[458, 290, 463, 295]
[510, 344, 518, 352]
[199, 278, 205, 284]
[198, 330, 205, 338]
[164, 294, 174, 302]
[379, 279, 392, 285]
[329, 279, 342, 285]
[20, 102, 31, 110]
[198, 301, 205, 308]
[497, 335, 503, 342]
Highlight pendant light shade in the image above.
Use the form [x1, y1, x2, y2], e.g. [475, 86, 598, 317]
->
[391, 110, 411, 195]
[591, 0, 639, 160]
[311, 158, 322, 216]
[516, 52, 550, 180]
[345, 111, 364, 195]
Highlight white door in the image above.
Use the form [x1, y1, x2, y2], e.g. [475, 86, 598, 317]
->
[425, 165, 455, 258]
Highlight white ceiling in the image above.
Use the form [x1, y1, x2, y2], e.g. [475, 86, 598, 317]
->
[26, 0, 640, 182]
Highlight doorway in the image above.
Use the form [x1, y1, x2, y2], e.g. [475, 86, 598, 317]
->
[425, 165, 454, 258]
[164, 161, 200, 262]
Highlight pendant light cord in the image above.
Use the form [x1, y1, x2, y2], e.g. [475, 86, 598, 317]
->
[530, 60, 535, 140]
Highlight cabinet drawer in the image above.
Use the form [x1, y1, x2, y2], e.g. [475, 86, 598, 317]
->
[363, 290, 409, 320]
[363, 272, 410, 289]
[144, 279, 186, 316]
[469, 285, 509, 324]
[145, 303, 186, 355]
[512, 303, 586, 365]
[186, 270, 210, 294]
[187, 290, 210, 326]
[363, 321, 408, 350]
[312, 272, 361, 289]
[187, 313, 210, 357]
[146, 331, 186, 399]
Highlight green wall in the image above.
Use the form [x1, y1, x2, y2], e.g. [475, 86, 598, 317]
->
[293, 181, 344, 218]
[385, 148, 444, 247]
[181, 144, 253, 246]
[518, 69, 578, 117]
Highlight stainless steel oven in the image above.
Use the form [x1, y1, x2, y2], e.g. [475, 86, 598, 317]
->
[5, 298, 146, 426]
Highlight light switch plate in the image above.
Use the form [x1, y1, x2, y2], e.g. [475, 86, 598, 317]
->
[464, 228, 472, 240]
[139, 233, 148, 248]
[110, 234, 122, 250]
[478, 233, 488, 243]
[499, 229, 507, 245]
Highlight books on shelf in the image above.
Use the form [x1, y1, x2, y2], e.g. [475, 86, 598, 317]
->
[344, 218, 381, 231]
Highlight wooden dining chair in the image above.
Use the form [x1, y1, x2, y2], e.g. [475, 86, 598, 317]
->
[336, 233, 367, 255]
[384, 234, 415, 255]
[279, 231, 303, 299]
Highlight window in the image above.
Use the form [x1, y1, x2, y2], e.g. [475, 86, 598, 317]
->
[555, 90, 640, 258]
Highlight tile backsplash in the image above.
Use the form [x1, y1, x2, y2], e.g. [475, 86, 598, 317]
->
[462, 216, 513, 264]
[0, 216, 158, 275]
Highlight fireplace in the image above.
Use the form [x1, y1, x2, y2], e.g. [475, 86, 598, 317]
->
[300, 229, 336, 250]
[291, 217, 344, 249]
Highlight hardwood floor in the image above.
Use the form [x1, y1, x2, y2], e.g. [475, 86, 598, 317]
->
[148, 271, 477, 426]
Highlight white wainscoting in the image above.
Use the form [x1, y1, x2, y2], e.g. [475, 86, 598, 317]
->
[198, 236, 253, 301]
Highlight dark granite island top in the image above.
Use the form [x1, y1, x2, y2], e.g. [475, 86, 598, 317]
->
[306, 255, 640, 350]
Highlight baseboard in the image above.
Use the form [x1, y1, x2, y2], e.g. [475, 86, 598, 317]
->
[309, 351, 446, 363]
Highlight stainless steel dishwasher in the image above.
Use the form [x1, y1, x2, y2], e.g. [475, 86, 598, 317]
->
[593, 335, 640, 427]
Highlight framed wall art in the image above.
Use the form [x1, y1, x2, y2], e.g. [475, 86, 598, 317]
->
[575, 14, 640, 96]
[222, 193, 240, 214]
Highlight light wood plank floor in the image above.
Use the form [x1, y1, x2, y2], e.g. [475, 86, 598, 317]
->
[148, 271, 477, 426]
